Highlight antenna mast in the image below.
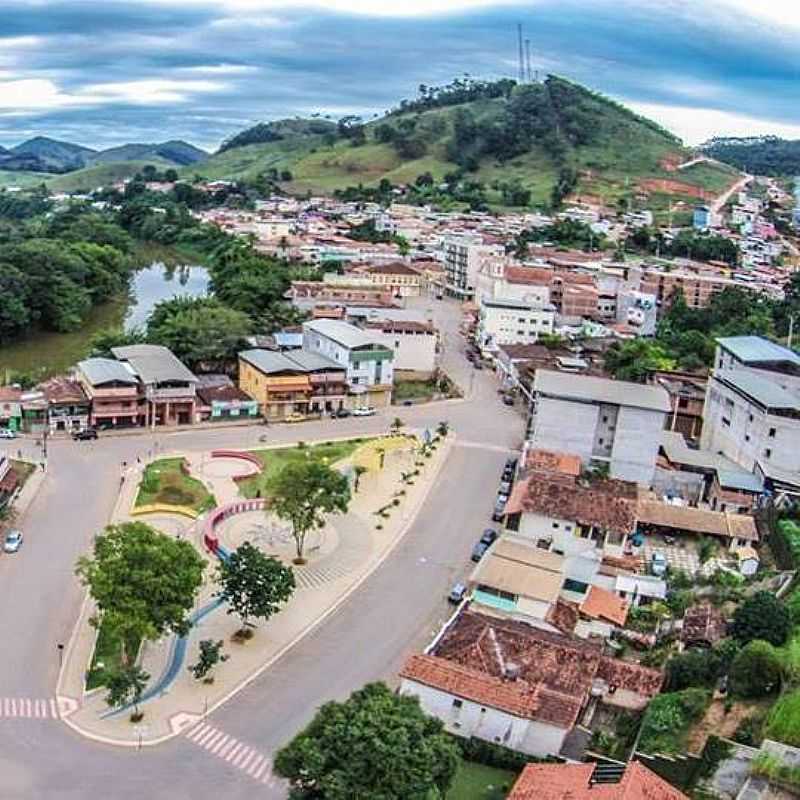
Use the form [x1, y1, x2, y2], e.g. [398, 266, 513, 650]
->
[517, 23, 525, 83]
[525, 39, 532, 82]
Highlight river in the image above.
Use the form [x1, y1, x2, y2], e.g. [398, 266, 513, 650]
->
[0, 262, 209, 378]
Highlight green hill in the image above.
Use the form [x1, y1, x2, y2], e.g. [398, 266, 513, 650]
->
[190, 76, 740, 211]
[701, 136, 800, 176]
[46, 159, 175, 193]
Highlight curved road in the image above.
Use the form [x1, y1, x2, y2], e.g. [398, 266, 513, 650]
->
[0, 300, 522, 799]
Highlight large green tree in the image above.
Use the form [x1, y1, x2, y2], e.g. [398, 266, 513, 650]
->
[269, 461, 351, 562]
[105, 663, 150, 719]
[215, 542, 295, 634]
[75, 522, 206, 664]
[604, 338, 676, 382]
[274, 682, 460, 800]
[730, 640, 783, 698]
[732, 591, 791, 647]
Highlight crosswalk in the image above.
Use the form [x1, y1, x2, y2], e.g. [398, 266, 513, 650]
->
[184, 721, 281, 787]
[0, 697, 66, 719]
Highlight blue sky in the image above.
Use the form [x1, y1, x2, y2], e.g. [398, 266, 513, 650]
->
[1, 0, 798, 151]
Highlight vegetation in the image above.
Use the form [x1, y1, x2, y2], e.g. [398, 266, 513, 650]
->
[638, 688, 710, 755]
[215, 541, 295, 636]
[188, 639, 229, 683]
[729, 640, 783, 698]
[702, 136, 800, 176]
[765, 689, 800, 747]
[604, 339, 676, 382]
[85, 619, 142, 691]
[274, 682, 460, 799]
[269, 461, 351, 562]
[445, 762, 516, 800]
[105, 663, 150, 721]
[76, 522, 206, 674]
[732, 592, 792, 647]
[665, 649, 722, 691]
[135, 457, 216, 513]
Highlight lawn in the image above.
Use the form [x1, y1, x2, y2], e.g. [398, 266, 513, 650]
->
[135, 457, 216, 513]
[446, 761, 517, 800]
[765, 689, 800, 747]
[393, 375, 459, 404]
[238, 439, 370, 499]
[10, 459, 36, 491]
[85, 619, 141, 691]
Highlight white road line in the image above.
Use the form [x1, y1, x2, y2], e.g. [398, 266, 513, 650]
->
[246, 755, 265, 777]
[237, 749, 257, 771]
[202, 730, 226, 751]
[208, 734, 231, 755]
[224, 742, 244, 762]
[195, 726, 219, 747]
[24, 699, 31, 716]
[216, 738, 238, 759]
[252, 760, 269, 780]
[186, 723, 210, 742]
[50, 699, 57, 718]
[9, 699, 16, 717]
[232, 747, 252, 768]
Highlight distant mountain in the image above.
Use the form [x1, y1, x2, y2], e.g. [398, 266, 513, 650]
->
[701, 135, 800, 177]
[198, 76, 740, 216]
[0, 136, 207, 174]
[90, 140, 207, 167]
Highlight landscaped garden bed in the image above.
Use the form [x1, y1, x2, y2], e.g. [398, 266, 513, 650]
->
[135, 457, 216, 514]
[446, 761, 516, 800]
[85, 620, 141, 691]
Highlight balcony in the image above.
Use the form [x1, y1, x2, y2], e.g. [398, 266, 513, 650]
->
[145, 386, 196, 401]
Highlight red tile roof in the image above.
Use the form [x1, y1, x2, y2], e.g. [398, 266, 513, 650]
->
[365, 261, 420, 276]
[681, 604, 727, 647]
[580, 586, 629, 627]
[524, 448, 582, 477]
[504, 266, 554, 286]
[508, 761, 688, 800]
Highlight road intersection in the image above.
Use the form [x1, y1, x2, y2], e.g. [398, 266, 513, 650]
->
[0, 299, 523, 799]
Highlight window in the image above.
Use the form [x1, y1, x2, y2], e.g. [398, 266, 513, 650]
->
[552, 522, 559, 529]
[722, 417, 730, 427]
[769, 427, 776, 438]
[602, 416, 608, 423]
[765, 448, 772, 458]
[452, 699, 463, 710]
[745, 434, 750, 442]
[598, 438, 604, 445]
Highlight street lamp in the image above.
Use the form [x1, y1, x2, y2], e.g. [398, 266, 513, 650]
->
[57, 643, 64, 667]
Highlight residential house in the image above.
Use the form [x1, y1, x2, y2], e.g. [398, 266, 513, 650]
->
[681, 604, 727, 649]
[0, 454, 18, 510]
[507, 760, 687, 800]
[478, 297, 556, 350]
[363, 319, 437, 378]
[19, 390, 48, 433]
[75, 358, 141, 429]
[303, 319, 394, 408]
[529, 370, 671, 485]
[38, 376, 90, 434]
[195, 376, 259, 421]
[0, 387, 22, 433]
[399, 610, 662, 758]
[287, 280, 395, 312]
[111, 345, 198, 427]
[361, 262, 422, 297]
[238, 349, 347, 419]
[651, 369, 707, 442]
[708, 469, 763, 513]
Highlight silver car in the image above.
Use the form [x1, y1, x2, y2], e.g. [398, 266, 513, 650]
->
[0, 429, 16, 439]
[3, 529, 23, 553]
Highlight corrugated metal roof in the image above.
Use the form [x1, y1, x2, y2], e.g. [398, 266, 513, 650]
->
[717, 335, 800, 366]
[716, 469, 764, 493]
[77, 357, 139, 386]
[239, 349, 303, 375]
[534, 370, 671, 413]
[111, 345, 197, 384]
[717, 371, 800, 410]
[303, 318, 384, 350]
[285, 350, 344, 373]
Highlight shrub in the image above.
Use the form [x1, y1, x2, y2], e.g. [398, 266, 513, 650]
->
[699, 537, 718, 564]
[638, 689, 710, 755]
[665, 649, 722, 690]
[732, 592, 791, 646]
[765, 689, 800, 746]
[730, 640, 782, 697]
[733, 713, 764, 746]
[456, 736, 534, 771]
[777, 519, 800, 567]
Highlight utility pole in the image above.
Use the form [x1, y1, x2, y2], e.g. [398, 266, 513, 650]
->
[517, 23, 525, 84]
[525, 39, 533, 83]
[789, 315, 795, 349]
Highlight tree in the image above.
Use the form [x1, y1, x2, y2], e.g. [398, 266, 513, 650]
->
[666, 649, 722, 691]
[274, 682, 460, 799]
[436, 421, 449, 437]
[75, 522, 206, 665]
[105, 663, 150, 721]
[732, 591, 791, 647]
[390, 417, 404, 434]
[215, 542, 295, 635]
[353, 465, 368, 493]
[604, 339, 676, 383]
[189, 639, 229, 683]
[269, 462, 351, 562]
[730, 640, 783, 698]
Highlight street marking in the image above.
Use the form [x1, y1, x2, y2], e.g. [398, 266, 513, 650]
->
[184, 722, 281, 787]
[0, 696, 66, 720]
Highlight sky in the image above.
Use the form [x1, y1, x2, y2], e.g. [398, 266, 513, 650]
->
[0, 0, 799, 152]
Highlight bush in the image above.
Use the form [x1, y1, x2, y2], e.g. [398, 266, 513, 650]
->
[160, 486, 195, 506]
[732, 592, 791, 646]
[729, 640, 782, 698]
[638, 689, 710, 755]
[733, 713, 764, 747]
[666, 649, 722, 691]
[776, 519, 800, 567]
[456, 736, 537, 771]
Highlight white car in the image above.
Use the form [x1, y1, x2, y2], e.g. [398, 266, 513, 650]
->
[3, 529, 23, 553]
[650, 551, 668, 577]
[0, 429, 16, 439]
[351, 407, 376, 417]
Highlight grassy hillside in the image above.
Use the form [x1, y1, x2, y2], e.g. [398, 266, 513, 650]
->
[46, 158, 174, 193]
[190, 77, 741, 210]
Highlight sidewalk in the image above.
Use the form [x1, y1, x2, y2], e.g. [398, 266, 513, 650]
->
[57, 430, 453, 746]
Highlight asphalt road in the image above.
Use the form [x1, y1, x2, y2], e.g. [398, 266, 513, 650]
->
[0, 298, 524, 799]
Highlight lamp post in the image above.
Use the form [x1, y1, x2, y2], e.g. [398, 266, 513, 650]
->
[57, 643, 64, 667]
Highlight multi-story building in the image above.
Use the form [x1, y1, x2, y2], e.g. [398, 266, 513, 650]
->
[650, 369, 707, 441]
[640, 268, 741, 311]
[38, 376, 90, 434]
[303, 319, 394, 407]
[361, 262, 422, 297]
[363, 319, 438, 377]
[442, 234, 504, 300]
[701, 337, 800, 493]
[0, 387, 22, 433]
[111, 345, 198, 427]
[238, 349, 347, 420]
[616, 290, 658, 336]
[75, 358, 141, 429]
[529, 370, 670, 485]
[477, 297, 556, 349]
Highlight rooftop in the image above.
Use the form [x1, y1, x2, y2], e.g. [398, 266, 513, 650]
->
[637, 499, 759, 541]
[365, 261, 420, 276]
[682, 604, 727, 646]
[239, 349, 343, 375]
[77, 357, 139, 387]
[507, 761, 687, 800]
[580, 586, 629, 627]
[303, 318, 385, 350]
[717, 335, 800, 367]
[38, 376, 88, 405]
[534, 370, 671, 413]
[523, 448, 583, 477]
[111, 345, 197, 385]
[715, 370, 800, 411]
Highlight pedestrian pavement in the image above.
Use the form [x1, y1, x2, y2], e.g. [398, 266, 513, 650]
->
[0, 697, 66, 719]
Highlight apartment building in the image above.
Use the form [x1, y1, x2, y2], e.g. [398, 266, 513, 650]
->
[442, 234, 504, 300]
[701, 337, 800, 493]
[478, 297, 556, 349]
[640, 268, 738, 310]
[363, 319, 437, 377]
[303, 319, 394, 407]
[76, 358, 145, 429]
[529, 370, 671, 485]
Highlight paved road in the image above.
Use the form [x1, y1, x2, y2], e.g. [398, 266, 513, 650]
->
[0, 298, 523, 799]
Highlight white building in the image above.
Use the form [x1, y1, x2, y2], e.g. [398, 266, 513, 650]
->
[442, 234, 504, 300]
[364, 319, 437, 377]
[302, 319, 394, 407]
[616, 290, 658, 336]
[478, 297, 555, 349]
[529, 370, 671, 485]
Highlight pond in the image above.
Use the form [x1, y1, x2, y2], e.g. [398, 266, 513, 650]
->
[0, 262, 209, 378]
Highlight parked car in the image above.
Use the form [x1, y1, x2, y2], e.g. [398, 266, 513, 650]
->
[331, 408, 351, 418]
[473, 361, 484, 370]
[3, 529, 23, 553]
[285, 413, 306, 424]
[502, 395, 515, 407]
[480, 528, 498, 546]
[448, 582, 467, 604]
[504, 457, 518, 471]
[499, 479, 512, 494]
[650, 551, 668, 577]
[0, 429, 16, 439]
[72, 428, 98, 441]
[352, 407, 376, 417]
[471, 541, 489, 562]
[491, 499, 507, 523]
